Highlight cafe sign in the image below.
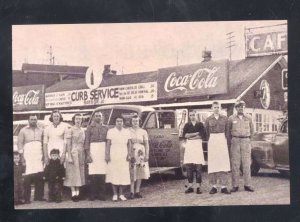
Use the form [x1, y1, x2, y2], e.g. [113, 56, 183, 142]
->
[13, 85, 45, 111]
[246, 31, 287, 57]
[45, 82, 157, 108]
[158, 60, 228, 99]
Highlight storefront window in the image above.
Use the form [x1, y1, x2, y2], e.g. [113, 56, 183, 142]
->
[255, 113, 262, 132]
[263, 114, 270, 131]
[272, 117, 278, 132]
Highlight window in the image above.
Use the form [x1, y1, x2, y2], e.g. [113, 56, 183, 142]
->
[109, 109, 139, 127]
[157, 112, 175, 129]
[255, 113, 262, 132]
[272, 116, 278, 132]
[262, 114, 270, 131]
[145, 113, 157, 129]
[92, 109, 112, 125]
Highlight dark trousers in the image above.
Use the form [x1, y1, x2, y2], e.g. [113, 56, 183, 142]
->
[185, 164, 202, 184]
[48, 180, 63, 201]
[89, 175, 106, 200]
[23, 172, 44, 202]
[14, 177, 24, 203]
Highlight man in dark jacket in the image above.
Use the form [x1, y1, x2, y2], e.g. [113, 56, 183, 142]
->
[44, 149, 65, 203]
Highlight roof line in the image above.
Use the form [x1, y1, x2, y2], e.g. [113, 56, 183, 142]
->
[151, 99, 237, 108]
[236, 55, 283, 100]
[23, 70, 86, 75]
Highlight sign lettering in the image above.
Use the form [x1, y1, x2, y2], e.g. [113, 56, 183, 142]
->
[158, 60, 228, 99]
[246, 31, 287, 57]
[13, 85, 45, 111]
[45, 82, 157, 108]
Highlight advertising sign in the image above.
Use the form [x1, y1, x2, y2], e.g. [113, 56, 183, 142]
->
[45, 82, 157, 108]
[246, 31, 287, 57]
[282, 69, 288, 90]
[157, 60, 228, 99]
[13, 85, 45, 111]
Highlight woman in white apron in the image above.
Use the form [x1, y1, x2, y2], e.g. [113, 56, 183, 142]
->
[43, 110, 69, 164]
[182, 111, 206, 194]
[105, 116, 131, 201]
[128, 115, 150, 199]
[64, 114, 86, 201]
[205, 101, 231, 195]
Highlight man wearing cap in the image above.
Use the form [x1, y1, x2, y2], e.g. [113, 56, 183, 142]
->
[227, 100, 255, 192]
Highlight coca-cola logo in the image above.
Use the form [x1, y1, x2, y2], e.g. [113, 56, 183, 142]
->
[13, 90, 40, 106]
[164, 67, 220, 92]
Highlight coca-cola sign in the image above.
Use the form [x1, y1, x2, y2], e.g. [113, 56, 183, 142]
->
[158, 60, 228, 99]
[13, 85, 45, 111]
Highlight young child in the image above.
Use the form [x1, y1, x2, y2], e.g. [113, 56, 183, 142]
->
[14, 151, 25, 205]
[44, 149, 65, 203]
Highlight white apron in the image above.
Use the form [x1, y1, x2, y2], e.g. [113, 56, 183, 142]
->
[47, 140, 65, 157]
[208, 133, 231, 174]
[183, 139, 205, 164]
[23, 141, 44, 175]
[88, 142, 106, 175]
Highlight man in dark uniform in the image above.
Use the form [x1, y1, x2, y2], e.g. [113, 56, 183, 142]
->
[227, 100, 255, 192]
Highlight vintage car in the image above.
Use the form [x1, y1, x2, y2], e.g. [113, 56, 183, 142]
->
[89, 105, 189, 176]
[251, 118, 289, 176]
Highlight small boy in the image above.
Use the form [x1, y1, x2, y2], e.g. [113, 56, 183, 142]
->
[14, 151, 25, 205]
[44, 149, 65, 203]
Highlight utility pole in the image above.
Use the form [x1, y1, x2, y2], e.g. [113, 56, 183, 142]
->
[47, 46, 55, 65]
[226, 32, 235, 61]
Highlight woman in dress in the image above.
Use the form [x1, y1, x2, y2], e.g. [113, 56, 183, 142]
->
[43, 110, 69, 164]
[105, 116, 132, 201]
[64, 114, 86, 201]
[128, 115, 150, 199]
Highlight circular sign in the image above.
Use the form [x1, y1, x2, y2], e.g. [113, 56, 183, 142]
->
[85, 66, 102, 90]
[260, 79, 271, 109]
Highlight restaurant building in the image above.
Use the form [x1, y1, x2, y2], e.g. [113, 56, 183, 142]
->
[13, 53, 287, 133]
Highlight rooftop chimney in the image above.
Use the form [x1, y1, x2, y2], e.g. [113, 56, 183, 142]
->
[202, 50, 212, 62]
[102, 65, 117, 77]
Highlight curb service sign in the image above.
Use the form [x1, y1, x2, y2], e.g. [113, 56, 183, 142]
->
[45, 82, 157, 108]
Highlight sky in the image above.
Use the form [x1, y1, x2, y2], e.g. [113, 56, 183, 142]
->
[12, 20, 286, 74]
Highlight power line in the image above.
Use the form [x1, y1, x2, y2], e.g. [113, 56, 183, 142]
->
[226, 32, 235, 61]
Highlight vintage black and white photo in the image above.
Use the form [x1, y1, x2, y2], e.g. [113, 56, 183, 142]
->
[12, 20, 288, 209]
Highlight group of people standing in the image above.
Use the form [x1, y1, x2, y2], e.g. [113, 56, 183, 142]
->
[182, 100, 254, 195]
[14, 110, 150, 205]
[14, 99, 254, 205]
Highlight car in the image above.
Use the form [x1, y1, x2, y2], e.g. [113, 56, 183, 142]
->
[251, 118, 289, 176]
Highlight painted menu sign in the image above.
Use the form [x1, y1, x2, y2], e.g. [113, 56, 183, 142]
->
[45, 82, 157, 108]
[157, 60, 228, 99]
[13, 85, 45, 111]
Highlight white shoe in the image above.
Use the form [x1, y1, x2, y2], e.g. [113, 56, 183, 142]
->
[112, 195, 118, 201]
[119, 195, 127, 201]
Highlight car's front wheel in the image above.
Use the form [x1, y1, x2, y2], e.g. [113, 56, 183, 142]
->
[251, 156, 260, 176]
